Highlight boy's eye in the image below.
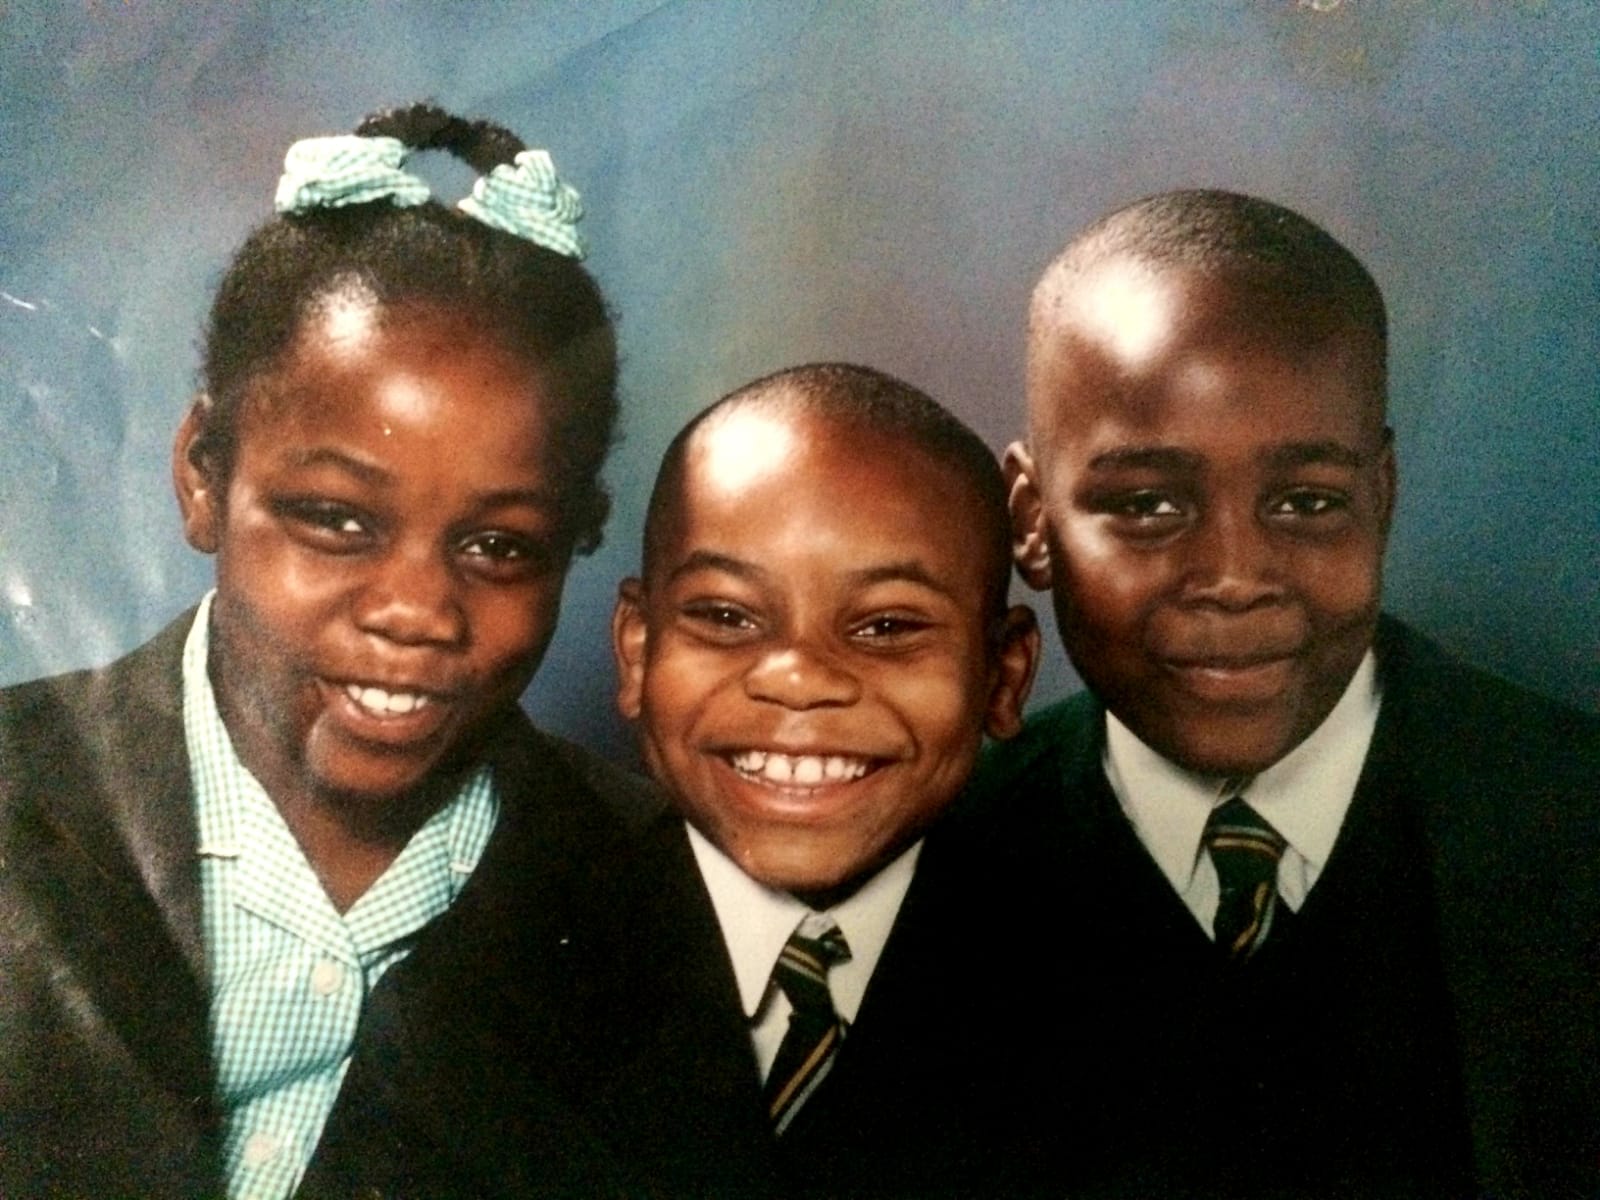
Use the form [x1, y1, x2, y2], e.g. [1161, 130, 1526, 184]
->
[679, 600, 761, 640]
[1113, 491, 1182, 519]
[1268, 489, 1349, 520]
[849, 614, 933, 644]
[1091, 488, 1189, 534]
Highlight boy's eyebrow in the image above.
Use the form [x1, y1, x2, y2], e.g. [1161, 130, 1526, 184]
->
[845, 561, 961, 600]
[1086, 446, 1203, 473]
[666, 550, 763, 585]
[1262, 440, 1367, 470]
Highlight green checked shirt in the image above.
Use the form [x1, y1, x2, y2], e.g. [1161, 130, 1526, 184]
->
[181, 593, 499, 1200]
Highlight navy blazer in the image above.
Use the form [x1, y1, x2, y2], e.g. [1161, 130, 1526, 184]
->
[965, 616, 1600, 1199]
[0, 611, 661, 1199]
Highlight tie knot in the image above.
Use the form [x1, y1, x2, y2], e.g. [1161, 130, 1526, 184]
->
[771, 918, 851, 1016]
[1205, 796, 1286, 867]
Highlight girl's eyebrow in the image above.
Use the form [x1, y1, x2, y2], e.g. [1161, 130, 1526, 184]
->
[286, 446, 389, 482]
[281, 449, 559, 508]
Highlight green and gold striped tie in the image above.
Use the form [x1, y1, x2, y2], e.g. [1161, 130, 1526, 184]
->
[1205, 797, 1289, 961]
[763, 918, 851, 1135]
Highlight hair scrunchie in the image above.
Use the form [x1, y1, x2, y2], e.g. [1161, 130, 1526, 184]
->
[274, 136, 586, 260]
[274, 135, 430, 212]
[457, 150, 586, 259]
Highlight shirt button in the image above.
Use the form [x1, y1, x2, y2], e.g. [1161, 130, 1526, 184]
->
[310, 959, 346, 996]
[242, 1131, 279, 1167]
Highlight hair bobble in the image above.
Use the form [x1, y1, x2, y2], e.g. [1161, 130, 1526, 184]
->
[457, 150, 586, 260]
[274, 136, 431, 212]
[274, 136, 586, 260]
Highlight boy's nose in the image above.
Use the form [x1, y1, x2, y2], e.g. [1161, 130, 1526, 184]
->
[353, 548, 468, 647]
[743, 644, 861, 710]
[1180, 507, 1286, 610]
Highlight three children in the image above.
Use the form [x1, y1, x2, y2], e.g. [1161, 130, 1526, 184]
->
[4, 110, 1594, 1200]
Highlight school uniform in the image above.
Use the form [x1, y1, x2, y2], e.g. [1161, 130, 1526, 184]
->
[0, 607, 659, 1199]
[328, 779, 1060, 1199]
[966, 615, 1600, 1199]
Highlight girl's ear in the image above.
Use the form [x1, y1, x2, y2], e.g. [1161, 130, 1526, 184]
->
[1003, 443, 1055, 592]
[611, 578, 650, 720]
[984, 605, 1041, 741]
[172, 395, 222, 554]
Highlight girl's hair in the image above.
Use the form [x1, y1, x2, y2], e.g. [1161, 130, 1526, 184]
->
[195, 103, 618, 554]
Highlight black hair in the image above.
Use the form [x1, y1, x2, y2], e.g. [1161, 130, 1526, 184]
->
[643, 362, 1015, 621]
[1037, 188, 1387, 353]
[195, 102, 618, 554]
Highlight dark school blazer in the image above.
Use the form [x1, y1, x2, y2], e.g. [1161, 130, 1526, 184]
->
[0, 610, 662, 1199]
[313, 772, 1067, 1198]
[966, 616, 1600, 1200]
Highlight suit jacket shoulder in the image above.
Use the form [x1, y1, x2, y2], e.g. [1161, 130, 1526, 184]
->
[0, 614, 220, 1198]
[1370, 617, 1600, 1199]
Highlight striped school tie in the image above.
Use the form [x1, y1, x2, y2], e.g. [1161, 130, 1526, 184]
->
[1204, 796, 1289, 961]
[763, 917, 852, 1135]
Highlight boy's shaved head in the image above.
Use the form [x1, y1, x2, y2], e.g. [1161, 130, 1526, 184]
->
[1030, 189, 1388, 431]
[644, 363, 1014, 617]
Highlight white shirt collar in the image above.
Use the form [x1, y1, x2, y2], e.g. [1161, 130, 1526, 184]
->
[686, 821, 921, 1024]
[1105, 651, 1380, 909]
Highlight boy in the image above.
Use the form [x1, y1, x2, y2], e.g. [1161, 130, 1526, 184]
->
[604, 362, 1043, 1197]
[990, 189, 1599, 1198]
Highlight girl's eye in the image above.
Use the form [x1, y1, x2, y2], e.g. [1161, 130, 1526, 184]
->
[459, 532, 560, 577]
[277, 499, 372, 544]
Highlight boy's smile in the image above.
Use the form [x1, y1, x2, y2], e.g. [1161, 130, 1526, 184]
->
[175, 303, 575, 833]
[615, 404, 1035, 895]
[1010, 260, 1394, 776]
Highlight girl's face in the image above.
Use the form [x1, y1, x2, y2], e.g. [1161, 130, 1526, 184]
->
[175, 299, 575, 813]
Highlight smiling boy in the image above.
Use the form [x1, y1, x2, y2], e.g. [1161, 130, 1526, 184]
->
[605, 362, 1042, 1197]
[987, 189, 1600, 1198]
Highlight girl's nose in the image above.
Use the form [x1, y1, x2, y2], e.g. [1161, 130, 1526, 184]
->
[742, 644, 861, 710]
[353, 548, 468, 647]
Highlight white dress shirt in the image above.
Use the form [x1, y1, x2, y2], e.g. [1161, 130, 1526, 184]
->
[686, 823, 921, 1080]
[1104, 652, 1381, 936]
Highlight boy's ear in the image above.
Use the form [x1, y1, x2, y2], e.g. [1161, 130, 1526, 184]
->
[1377, 426, 1398, 537]
[611, 578, 650, 721]
[1003, 443, 1054, 591]
[172, 395, 221, 554]
[984, 604, 1041, 741]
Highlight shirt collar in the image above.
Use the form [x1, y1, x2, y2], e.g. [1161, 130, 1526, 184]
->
[686, 822, 921, 1024]
[1105, 650, 1381, 896]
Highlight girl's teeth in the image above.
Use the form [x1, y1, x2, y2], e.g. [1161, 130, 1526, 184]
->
[346, 684, 430, 715]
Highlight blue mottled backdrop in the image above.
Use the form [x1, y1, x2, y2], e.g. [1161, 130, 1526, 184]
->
[3, 1, 1595, 762]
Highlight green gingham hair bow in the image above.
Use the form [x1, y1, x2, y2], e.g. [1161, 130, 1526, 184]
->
[274, 135, 586, 259]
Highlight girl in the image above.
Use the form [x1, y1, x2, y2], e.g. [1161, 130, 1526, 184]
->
[0, 104, 652, 1199]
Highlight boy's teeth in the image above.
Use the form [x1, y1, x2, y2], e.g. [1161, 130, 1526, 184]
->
[729, 751, 870, 785]
[345, 684, 430, 715]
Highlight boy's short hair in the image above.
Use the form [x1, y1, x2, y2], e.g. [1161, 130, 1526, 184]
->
[1033, 188, 1387, 368]
[643, 362, 1014, 617]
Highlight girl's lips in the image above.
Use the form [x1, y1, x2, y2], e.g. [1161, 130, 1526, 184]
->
[321, 678, 453, 746]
